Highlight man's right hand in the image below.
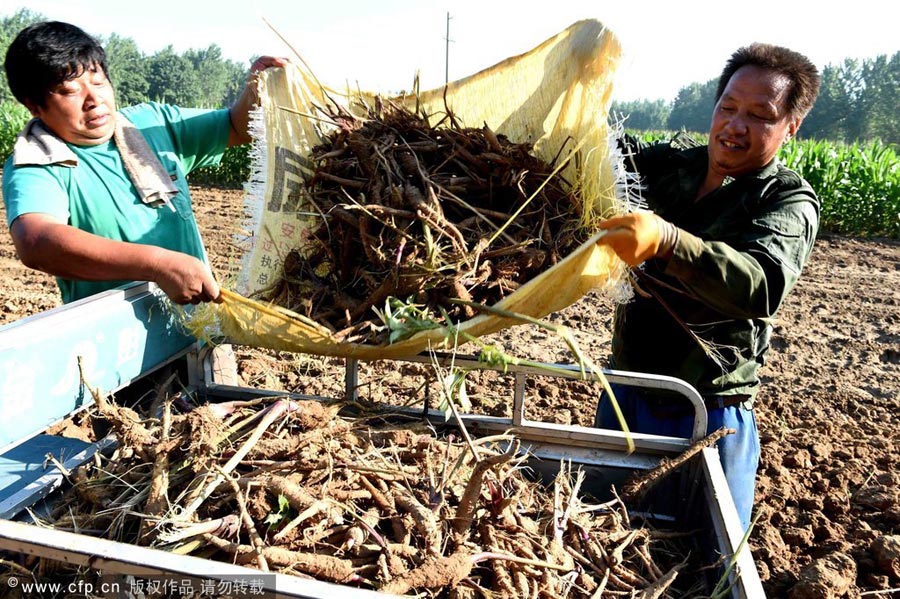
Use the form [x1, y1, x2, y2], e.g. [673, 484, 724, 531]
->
[10, 214, 221, 305]
[150, 249, 221, 304]
[596, 211, 678, 266]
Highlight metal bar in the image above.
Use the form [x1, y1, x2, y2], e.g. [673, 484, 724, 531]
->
[380, 353, 708, 441]
[513, 440, 661, 471]
[0, 519, 391, 598]
[345, 358, 359, 402]
[604, 369, 707, 441]
[0, 437, 116, 520]
[468, 418, 691, 455]
[178, 380, 692, 461]
[187, 346, 205, 389]
[194, 386, 693, 458]
[195, 384, 328, 403]
[344, 400, 693, 457]
[203, 347, 707, 441]
[512, 372, 526, 425]
[698, 447, 765, 599]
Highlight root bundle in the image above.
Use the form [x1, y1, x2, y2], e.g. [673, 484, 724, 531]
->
[259, 99, 589, 345]
[36, 381, 706, 597]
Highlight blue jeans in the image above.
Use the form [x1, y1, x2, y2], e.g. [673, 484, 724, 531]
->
[594, 384, 759, 532]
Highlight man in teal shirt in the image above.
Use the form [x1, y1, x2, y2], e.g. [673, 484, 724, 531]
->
[2, 20, 287, 305]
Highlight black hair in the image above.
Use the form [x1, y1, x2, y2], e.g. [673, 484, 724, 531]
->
[716, 43, 821, 119]
[4, 21, 109, 108]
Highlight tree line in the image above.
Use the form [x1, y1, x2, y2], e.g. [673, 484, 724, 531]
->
[2, 9, 897, 147]
[1, 9, 249, 109]
[612, 53, 899, 146]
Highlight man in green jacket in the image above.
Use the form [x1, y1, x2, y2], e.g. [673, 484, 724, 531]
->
[595, 43, 821, 532]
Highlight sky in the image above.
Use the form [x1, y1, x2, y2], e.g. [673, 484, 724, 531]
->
[3, 0, 898, 102]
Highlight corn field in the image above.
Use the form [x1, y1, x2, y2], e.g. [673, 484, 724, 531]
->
[0, 100, 29, 159]
[1, 104, 897, 238]
[781, 138, 900, 238]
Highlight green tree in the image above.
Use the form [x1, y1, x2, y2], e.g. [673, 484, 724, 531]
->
[859, 53, 899, 144]
[610, 98, 670, 130]
[103, 34, 149, 107]
[803, 54, 899, 146]
[0, 8, 45, 103]
[148, 46, 199, 106]
[667, 79, 717, 133]
[222, 59, 249, 107]
[185, 45, 232, 108]
[836, 59, 867, 141]
[803, 65, 851, 141]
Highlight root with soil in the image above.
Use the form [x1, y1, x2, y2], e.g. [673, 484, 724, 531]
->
[27, 376, 720, 597]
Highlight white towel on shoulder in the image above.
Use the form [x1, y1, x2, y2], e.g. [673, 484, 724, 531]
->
[113, 115, 179, 208]
[12, 118, 78, 167]
[12, 114, 179, 209]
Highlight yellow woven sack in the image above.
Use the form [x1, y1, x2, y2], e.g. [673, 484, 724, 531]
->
[200, 19, 628, 360]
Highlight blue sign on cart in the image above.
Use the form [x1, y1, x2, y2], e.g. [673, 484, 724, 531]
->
[0, 282, 197, 453]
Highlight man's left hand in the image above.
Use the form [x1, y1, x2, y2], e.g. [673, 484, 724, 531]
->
[228, 56, 290, 146]
[249, 56, 289, 78]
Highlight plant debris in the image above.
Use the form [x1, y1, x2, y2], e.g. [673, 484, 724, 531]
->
[28, 379, 711, 597]
[257, 98, 590, 345]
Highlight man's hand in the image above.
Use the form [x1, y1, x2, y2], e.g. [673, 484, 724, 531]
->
[597, 212, 678, 266]
[10, 214, 222, 304]
[244, 56, 290, 102]
[150, 250, 222, 305]
[249, 56, 290, 77]
[228, 55, 290, 146]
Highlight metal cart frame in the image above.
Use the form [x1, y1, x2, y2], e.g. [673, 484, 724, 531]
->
[0, 282, 764, 598]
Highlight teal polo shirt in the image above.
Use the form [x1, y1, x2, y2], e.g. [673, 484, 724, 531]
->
[2, 102, 231, 303]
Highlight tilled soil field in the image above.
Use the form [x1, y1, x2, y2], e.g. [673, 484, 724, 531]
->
[1, 185, 898, 597]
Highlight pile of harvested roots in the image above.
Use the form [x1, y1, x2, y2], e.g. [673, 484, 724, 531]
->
[31, 378, 706, 597]
[259, 99, 590, 345]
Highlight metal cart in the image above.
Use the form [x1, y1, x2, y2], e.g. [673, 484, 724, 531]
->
[0, 282, 765, 598]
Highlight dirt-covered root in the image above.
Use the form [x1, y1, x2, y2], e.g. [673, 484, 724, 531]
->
[452, 440, 519, 534]
[619, 427, 733, 504]
[380, 551, 473, 595]
[39, 377, 710, 598]
[204, 535, 361, 584]
[182, 404, 228, 459]
[259, 98, 587, 344]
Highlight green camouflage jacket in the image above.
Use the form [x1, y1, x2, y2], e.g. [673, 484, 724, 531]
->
[611, 135, 819, 403]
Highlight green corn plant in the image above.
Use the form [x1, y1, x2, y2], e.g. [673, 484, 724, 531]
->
[187, 143, 251, 189]
[781, 138, 900, 238]
[0, 101, 31, 161]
